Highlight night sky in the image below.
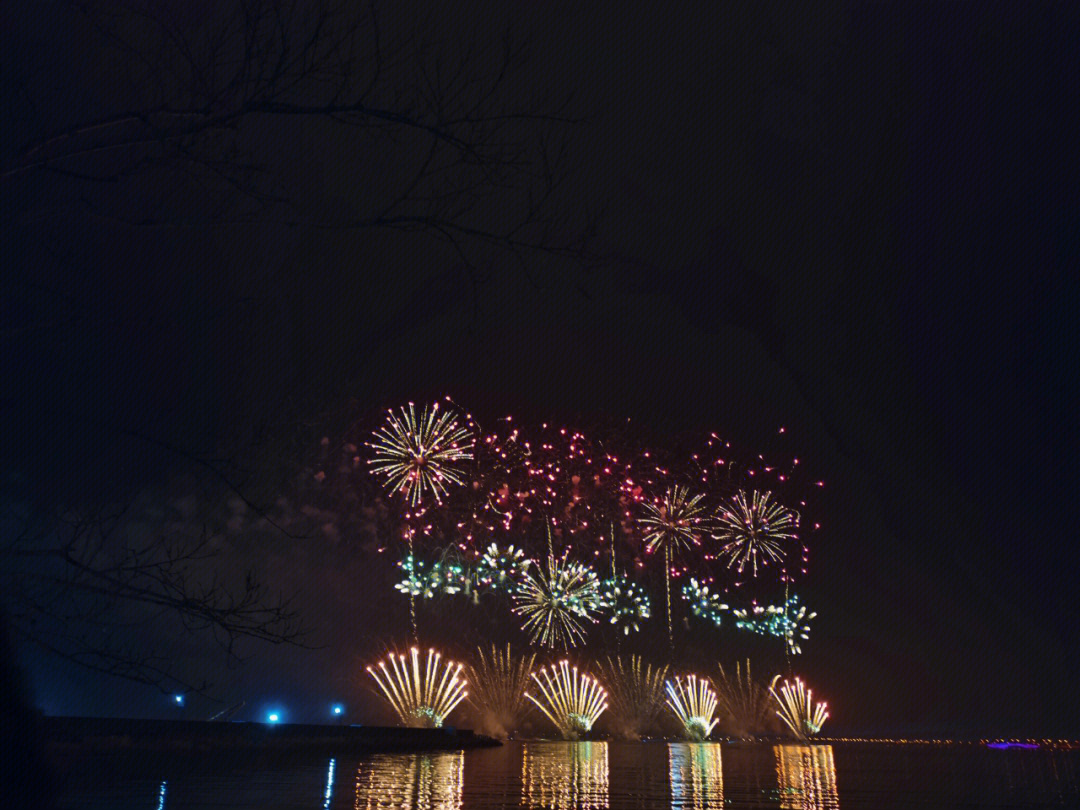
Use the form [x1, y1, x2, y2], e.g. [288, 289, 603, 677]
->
[3, 2, 1078, 738]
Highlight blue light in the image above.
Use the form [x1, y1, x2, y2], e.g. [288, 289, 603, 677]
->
[173, 694, 184, 706]
[267, 712, 281, 723]
[323, 758, 336, 809]
[332, 704, 344, 716]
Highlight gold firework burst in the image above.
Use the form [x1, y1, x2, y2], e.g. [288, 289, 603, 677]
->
[368, 401, 474, 506]
[596, 654, 669, 740]
[366, 647, 467, 728]
[526, 660, 608, 739]
[512, 553, 601, 649]
[770, 677, 828, 739]
[466, 644, 536, 738]
[639, 486, 708, 554]
[713, 490, 797, 577]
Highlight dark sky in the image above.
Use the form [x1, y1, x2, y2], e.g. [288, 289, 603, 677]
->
[3, 2, 1078, 736]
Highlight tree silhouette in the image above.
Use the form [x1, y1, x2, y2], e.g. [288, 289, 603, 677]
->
[1, 0, 599, 696]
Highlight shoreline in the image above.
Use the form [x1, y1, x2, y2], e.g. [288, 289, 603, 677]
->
[39, 717, 1080, 756]
[41, 716, 500, 756]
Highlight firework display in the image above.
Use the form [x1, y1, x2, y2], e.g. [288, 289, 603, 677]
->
[395, 554, 469, 599]
[693, 432, 816, 583]
[368, 401, 475, 506]
[513, 553, 602, 649]
[597, 574, 651, 635]
[466, 644, 536, 739]
[731, 595, 816, 654]
[366, 647, 467, 728]
[639, 485, 708, 641]
[453, 421, 654, 550]
[771, 677, 829, 738]
[682, 578, 729, 627]
[639, 485, 708, 554]
[666, 674, 720, 741]
[715, 660, 778, 738]
[526, 660, 609, 739]
[476, 543, 531, 591]
[596, 655, 669, 740]
[358, 401, 829, 733]
[713, 490, 798, 577]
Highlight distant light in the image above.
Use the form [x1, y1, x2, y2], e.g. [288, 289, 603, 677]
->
[267, 712, 281, 723]
[332, 704, 344, 716]
[323, 758, 336, 809]
[174, 694, 184, 706]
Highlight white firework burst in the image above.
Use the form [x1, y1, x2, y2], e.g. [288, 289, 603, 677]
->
[598, 574, 651, 635]
[666, 674, 720, 741]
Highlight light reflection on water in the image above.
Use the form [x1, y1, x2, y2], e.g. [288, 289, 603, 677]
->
[775, 745, 839, 809]
[522, 741, 608, 809]
[56, 740, 1080, 809]
[354, 750, 463, 810]
[668, 744, 723, 809]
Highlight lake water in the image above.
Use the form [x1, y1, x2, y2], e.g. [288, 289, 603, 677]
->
[57, 740, 1080, 809]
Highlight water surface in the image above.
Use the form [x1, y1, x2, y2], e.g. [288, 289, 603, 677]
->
[58, 740, 1080, 809]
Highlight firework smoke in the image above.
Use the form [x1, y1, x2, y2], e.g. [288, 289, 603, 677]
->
[466, 643, 536, 739]
[596, 654, 669, 740]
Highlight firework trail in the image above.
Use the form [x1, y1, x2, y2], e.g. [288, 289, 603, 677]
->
[366, 647, 467, 728]
[715, 660, 778, 738]
[526, 660, 608, 739]
[770, 677, 828, 738]
[666, 674, 719, 741]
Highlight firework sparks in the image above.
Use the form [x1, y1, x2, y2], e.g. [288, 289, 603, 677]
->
[596, 655, 668, 740]
[713, 490, 797, 577]
[394, 554, 468, 599]
[368, 401, 474, 507]
[715, 660, 778, 738]
[731, 595, 816, 654]
[366, 647, 467, 728]
[770, 677, 828, 739]
[513, 553, 601, 649]
[598, 574, 651, 635]
[639, 485, 707, 642]
[682, 578, 729, 627]
[639, 486, 708, 554]
[466, 644, 536, 739]
[526, 660, 608, 739]
[666, 674, 719, 741]
[476, 543, 531, 591]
